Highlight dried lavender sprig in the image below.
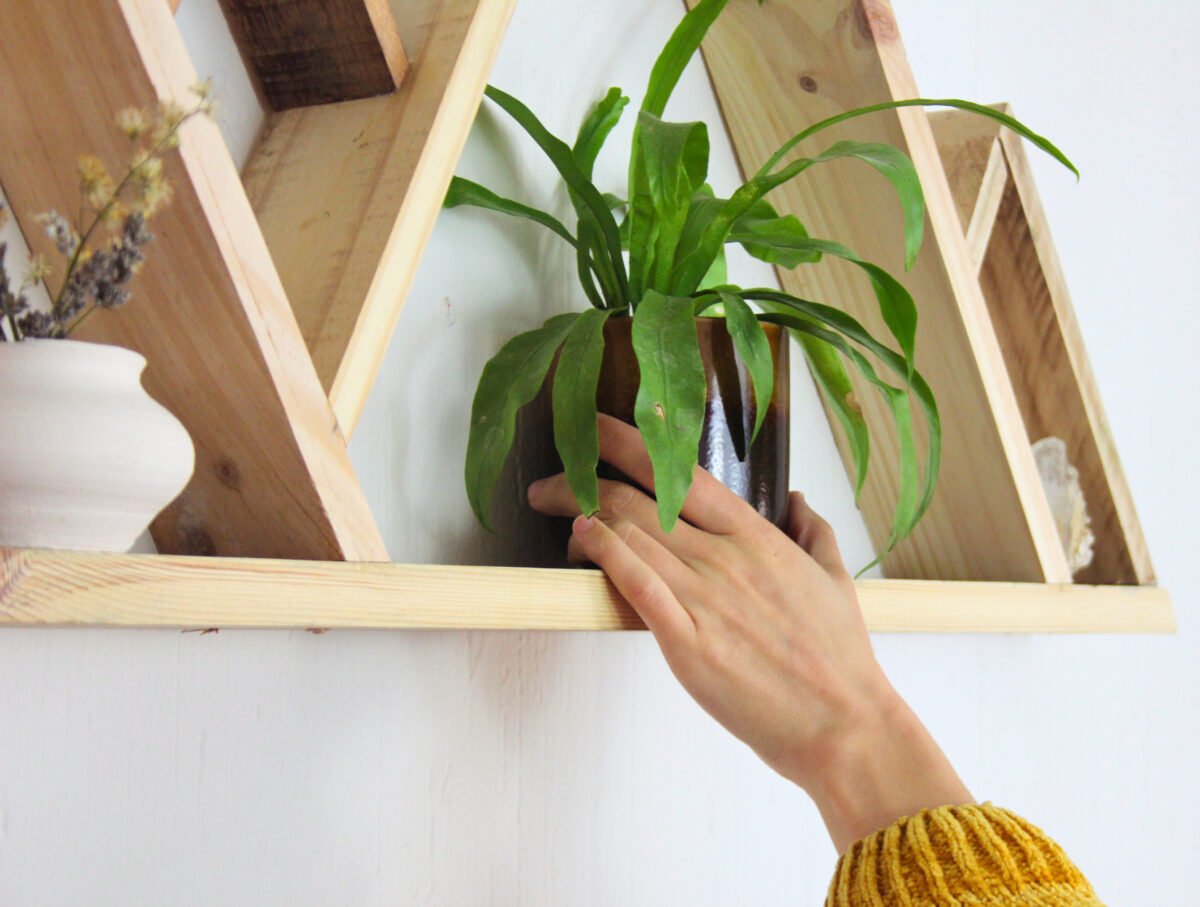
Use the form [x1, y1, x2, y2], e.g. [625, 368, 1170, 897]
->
[50, 97, 207, 326]
[60, 211, 153, 337]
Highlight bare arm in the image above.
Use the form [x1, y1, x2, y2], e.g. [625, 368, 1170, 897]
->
[529, 414, 971, 852]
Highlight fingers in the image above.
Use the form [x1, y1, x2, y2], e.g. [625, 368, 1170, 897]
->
[595, 414, 758, 535]
[529, 473, 701, 558]
[786, 492, 850, 580]
[568, 516, 695, 643]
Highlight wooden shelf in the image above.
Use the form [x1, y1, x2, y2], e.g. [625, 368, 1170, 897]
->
[0, 0, 1172, 633]
[0, 549, 1174, 633]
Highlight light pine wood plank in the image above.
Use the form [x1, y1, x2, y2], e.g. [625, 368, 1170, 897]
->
[243, 0, 516, 436]
[0, 549, 1173, 633]
[0, 0, 385, 561]
[692, 0, 1070, 582]
[928, 109, 1007, 270]
[218, 0, 409, 110]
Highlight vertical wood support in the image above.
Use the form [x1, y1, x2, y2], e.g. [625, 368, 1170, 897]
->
[0, 0, 386, 561]
[694, 0, 1070, 581]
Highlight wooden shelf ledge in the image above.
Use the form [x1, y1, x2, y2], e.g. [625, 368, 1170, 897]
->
[0, 549, 1174, 633]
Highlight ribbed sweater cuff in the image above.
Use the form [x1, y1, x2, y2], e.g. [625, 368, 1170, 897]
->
[825, 803, 1103, 906]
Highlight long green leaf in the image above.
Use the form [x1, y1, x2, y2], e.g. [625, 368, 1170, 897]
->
[574, 87, 630, 177]
[697, 246, 727, 290]
[673, 140, 930, 296]
[755, 98, 1078, 181]
[632, 291, 707, 531]
[715, 291, 773, 443]
[638, 113, 710, 292]
[466, 313, 578, 531]
[628, 0, 730, 302]
[574, 218, 608, 309]
[445, 176, 577, 247]
[729, 198, 821, 268]
[485, 84, 629, 304]
[640, 0, 731, 117]
[572, 88, 631, 309]
[813, 141, 924, 269]
[627, 187, 659, 302]
[759, 311, 922, 559]
[553, 308, 612, 515]
[797, 331, 870, 501]
[729, 234, 918, 373]
[747, 290, 940, 526]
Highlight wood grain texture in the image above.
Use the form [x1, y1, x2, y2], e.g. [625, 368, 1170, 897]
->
[243, 0, 515, 436]
[0, 0, 385, 561]
[693, 0, 1070, 582]
[218, 0, 409, 110]
[0, 549, 1174, 633]
[980, 120, 1153, 585]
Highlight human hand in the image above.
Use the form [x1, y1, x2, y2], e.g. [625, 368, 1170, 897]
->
[528, 414, 972, 852]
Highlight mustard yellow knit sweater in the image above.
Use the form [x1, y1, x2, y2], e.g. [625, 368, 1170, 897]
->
[826, 804, 1102, 906]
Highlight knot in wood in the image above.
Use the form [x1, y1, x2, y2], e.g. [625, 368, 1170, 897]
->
[214, 455, 242, 490]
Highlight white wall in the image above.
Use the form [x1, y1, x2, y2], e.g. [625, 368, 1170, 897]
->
[0, 1, 1195, 904]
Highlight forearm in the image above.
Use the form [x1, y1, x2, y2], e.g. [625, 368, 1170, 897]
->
[799, 684, 973, 853]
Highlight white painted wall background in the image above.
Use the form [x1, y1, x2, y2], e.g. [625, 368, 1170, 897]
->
[0, 0, 1196, 903]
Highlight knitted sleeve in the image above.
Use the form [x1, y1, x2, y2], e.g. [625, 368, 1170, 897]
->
[825, 803, 1103, 906]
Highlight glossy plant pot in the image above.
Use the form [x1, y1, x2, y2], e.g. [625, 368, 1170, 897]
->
[0, 339, 194, 551]
[489, 316, 789, 567]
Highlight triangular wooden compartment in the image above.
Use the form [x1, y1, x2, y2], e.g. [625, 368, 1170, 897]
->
[0, 0, 1172, 633]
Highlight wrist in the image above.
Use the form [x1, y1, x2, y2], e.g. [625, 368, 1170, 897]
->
[803, 683, 974, 853]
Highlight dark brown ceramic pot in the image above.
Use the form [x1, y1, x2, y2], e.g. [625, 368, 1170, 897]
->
[487, 316, 789, 567]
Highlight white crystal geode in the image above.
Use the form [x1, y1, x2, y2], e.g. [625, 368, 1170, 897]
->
[1032, 436, 1095, 574]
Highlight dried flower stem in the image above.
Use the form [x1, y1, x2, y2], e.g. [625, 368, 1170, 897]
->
[52, 101, 205, 335]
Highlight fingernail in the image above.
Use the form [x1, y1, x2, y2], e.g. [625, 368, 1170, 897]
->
[527, 478, 546, 502]
[573, 515, 596, 534]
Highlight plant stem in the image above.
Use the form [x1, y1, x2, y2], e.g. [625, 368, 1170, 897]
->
[51, 104, 203, 323]
[62, 302, 97, 337]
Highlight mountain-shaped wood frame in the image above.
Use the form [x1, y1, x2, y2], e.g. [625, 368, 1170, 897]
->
[0, 0, 1173, 633]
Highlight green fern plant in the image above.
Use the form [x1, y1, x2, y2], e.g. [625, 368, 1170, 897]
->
[448, 0, 1075, 564]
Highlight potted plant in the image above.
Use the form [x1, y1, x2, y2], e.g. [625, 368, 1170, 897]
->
[0, 84, 213, 552]
[447, 0, 1074, 568]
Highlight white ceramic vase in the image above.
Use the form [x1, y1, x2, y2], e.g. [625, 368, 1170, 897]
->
[0, 339, 194, 551]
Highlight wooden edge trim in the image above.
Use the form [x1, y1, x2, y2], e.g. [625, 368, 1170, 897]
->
[331, 0, 518, 436]
[965, 137, 1008, 271]
[0, 549, 1174, 633]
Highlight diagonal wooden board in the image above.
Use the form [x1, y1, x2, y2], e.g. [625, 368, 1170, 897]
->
[243, 0, 517, 437]
[692, 0, 1071, 582]
[0, 0, 386, 561]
